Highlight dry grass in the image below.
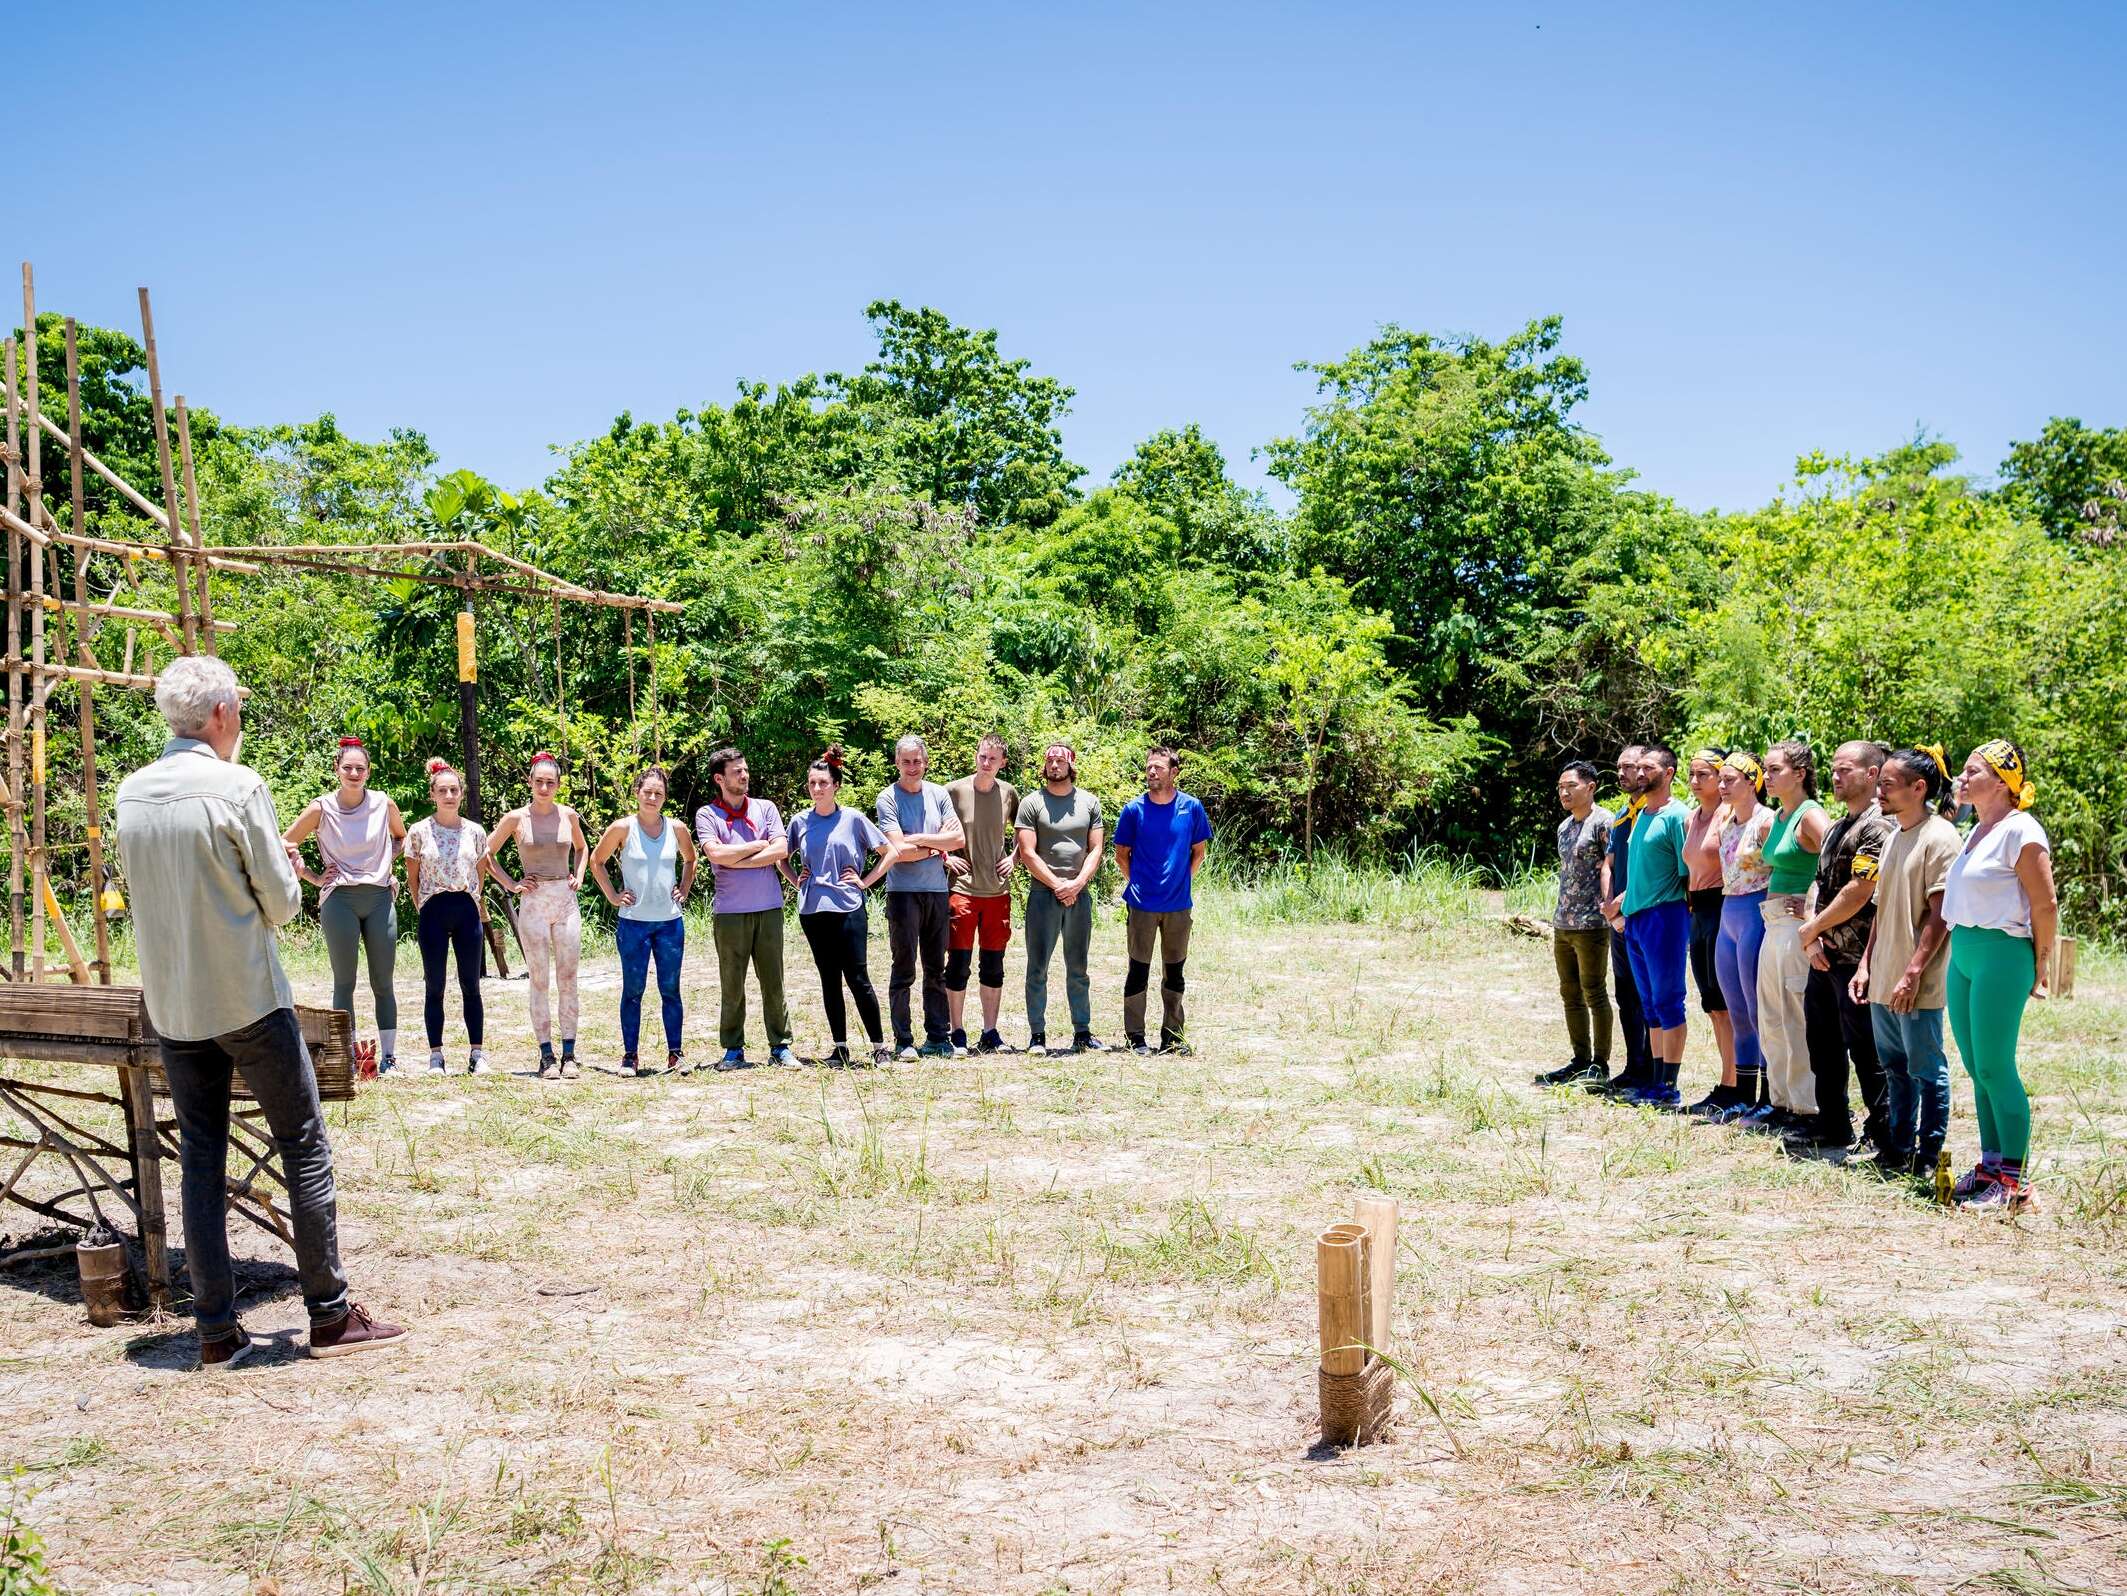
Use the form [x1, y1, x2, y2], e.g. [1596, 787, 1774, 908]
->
[5, 891, 2126, 1594]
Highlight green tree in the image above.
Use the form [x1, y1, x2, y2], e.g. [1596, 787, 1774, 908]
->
[1111, 423, 1289, 571]
[1997, 416, 2127, 545]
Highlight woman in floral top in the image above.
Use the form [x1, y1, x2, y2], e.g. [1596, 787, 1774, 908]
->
[403, 757, 490, 1074]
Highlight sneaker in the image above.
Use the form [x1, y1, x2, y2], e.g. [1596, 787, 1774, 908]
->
[427, 1053, 447, 1074]
[1588, 1070, 1645, 1098]
[916, 1041, 954, 1059]
[1685, 1089, 1731, 1118]
[1159, 1034, 1195, 1057]
[197, 1325, 256, 1373]
[619, 1054, 641, 1078]
[308, 1303, 407, 1359]
[950, 1029, 971, 1059]
[1964, 1174, 2035, 1213]
[714, 1049, 753, 1072]
[1128, 1033, 1156, 1056]
[769, 1045, 801, 1069]
[1733, 1103, 1778, 1131]
[896, 1044, 921, 1063]
[976, 1030, 1010, 1054]
[379, 1054, 397, 1076]
[1627, 1084, 1682, 1109]
[826, 1045, 853, 1069]
[871, 1043, 894, 1068]
[1025, 1033, 1047, 1055]
[466, 1054, 487, 1076]
[1908, 1144, 1942, 1180]
[1073, 1032, 1107, 1054]
[1535, 1059, 1604, 1087]
[1952, 1164, 1997, 1203]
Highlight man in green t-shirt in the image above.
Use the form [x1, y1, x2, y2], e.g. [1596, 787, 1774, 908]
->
[1609, 743, 1694, 1106]
[1014, 744, 1104, 1055]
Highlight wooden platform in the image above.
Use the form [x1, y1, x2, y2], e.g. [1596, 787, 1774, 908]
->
[0, 987, 358, 1313]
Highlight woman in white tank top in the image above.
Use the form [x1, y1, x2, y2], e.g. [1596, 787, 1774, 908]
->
[590, 767, 699, 1073]
[487, 753, 591, 1077]
[283, 737, 407, 1071]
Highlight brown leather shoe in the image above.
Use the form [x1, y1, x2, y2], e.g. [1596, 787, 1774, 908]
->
[308, 1303, 407, 1359]
[197, 1325, 257, 1373]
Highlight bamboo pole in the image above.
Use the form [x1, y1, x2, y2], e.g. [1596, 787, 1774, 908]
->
[1317, 1227, 1370, 1376]
[64, 322, 112, 984]
[37, 874, 89, 984]
[174, 398, 217, 656]
[32, 410, 174, 533]
[2057, 935, 2078, 1000]
[2, 335, 21, 978]
[40, 595, 235, 632]
[1, 660, 229, 694]
[23, 268, 46, 981]
[1352, 1196, 1399, 1357]
[136, 288, 197, 653]
[0, 510, 259, 573]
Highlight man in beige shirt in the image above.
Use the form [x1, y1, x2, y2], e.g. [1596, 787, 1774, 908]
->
[115, 656, 404, 1369]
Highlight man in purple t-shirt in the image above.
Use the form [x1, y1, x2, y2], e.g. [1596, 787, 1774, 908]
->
[693, 747, 794, 1070]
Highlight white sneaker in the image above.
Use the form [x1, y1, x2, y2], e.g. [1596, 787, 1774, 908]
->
[896, 1044, 920, 1063]
[467, 1052, 487, 1075]
[427, 1053, 446, 1073]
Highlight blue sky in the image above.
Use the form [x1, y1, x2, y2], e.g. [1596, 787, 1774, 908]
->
[25, 1, 2125, 512]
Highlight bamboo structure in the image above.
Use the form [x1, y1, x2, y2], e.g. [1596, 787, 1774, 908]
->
[1315, 1199, 1399, 1447]
[3, 335, 23, 981]
[2057, 935, 2077, 1000]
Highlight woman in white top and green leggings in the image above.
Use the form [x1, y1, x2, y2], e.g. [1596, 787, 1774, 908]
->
[590, 768, 699, 1076]
[284, 737, 407, 1071]
[1942, 739, 2058, 1212]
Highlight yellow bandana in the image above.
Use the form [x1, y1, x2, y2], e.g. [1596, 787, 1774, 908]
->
[1722, 751, 1765, 793]
[1974, 739, 2035, 811]
[1919, 743, 1950, 782]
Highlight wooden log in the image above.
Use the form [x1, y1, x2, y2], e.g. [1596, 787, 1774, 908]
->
[32, 409, 176, 533]
[115, 1064, 171, 1311]
[22, 268, 46, 982]
[40, 595, 235, 632]
[136, 288, 197, 652]
[1352, 1196, 1399, 1357]
[2057, 936, 2078, 1000]
[2, 335, 22, 980]
[174, 398, 217, 657]
[1317, 1227, 1370, 1376]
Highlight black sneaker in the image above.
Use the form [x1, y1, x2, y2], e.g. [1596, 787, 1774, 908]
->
[1127, 1033, 1155, 1056]
[619, 1054, 641, 1078]
[197, 1325, 257, 1373]
[826, 1045, 854, 1069]
[1589, 1070, 1645, 1098]
[1073, 1031, 1107, 1054]
[1685, 1088, 1731, 1118]
[916, 1040, 954, 1059]
[1158, 1032, 1194, 1057]
[949, 1029, 970, 1059]
[1535, 1059, 1603, 1086]
[1026, 1032, 1047, 1055]
[976, 1029, 1011, 1054]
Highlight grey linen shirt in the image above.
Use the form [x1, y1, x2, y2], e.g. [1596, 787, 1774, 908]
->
[114, 738, 301, 1042]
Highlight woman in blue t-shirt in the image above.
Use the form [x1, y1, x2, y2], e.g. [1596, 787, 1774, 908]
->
[782, 745, 906, 1067]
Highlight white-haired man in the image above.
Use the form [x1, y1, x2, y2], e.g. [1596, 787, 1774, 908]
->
[874, 734, 964, 1060]
[115, 656, 404, 1369]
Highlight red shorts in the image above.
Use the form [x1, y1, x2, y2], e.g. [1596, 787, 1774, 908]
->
[948, 891, 1012, 951]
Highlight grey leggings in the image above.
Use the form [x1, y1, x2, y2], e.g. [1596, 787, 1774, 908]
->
[321, 882, 399, 1031]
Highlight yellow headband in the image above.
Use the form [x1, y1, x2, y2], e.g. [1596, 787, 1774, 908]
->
[1919, 743, 1949, 782]
[1722, 751, 1765, 792]
[1974, 740, 2035, 811]
[1690, 748, 1725, 771]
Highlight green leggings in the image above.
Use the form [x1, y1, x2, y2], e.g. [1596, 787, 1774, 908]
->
[1947, 926, 2034, 1162]
[321, 882, 399, 1032]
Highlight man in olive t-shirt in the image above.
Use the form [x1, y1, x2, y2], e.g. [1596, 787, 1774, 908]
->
[1014, 743, 1104, 1055]
[945, 735, 1021, 1056]
[1853, 751, 1961, 1172]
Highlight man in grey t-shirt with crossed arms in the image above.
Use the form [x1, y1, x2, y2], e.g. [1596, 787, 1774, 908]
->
[1015, 742, 1105, 1055]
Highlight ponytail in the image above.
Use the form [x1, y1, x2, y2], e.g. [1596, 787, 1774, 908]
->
[1886, 747, 1954, 817]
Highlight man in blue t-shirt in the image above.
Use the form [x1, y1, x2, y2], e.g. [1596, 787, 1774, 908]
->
[1111, 746, 1214, 1055]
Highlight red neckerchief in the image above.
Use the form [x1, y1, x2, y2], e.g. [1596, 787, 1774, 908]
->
[712, 798, 752, 827]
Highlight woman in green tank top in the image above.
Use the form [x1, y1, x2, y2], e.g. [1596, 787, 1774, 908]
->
[1756, 740, 1831, 1135]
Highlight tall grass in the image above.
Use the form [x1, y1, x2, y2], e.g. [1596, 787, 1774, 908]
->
[1196, 847, 1551, 931]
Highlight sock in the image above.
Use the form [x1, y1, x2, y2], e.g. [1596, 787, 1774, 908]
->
[1981, 1151, 2004, 1172]
[380, 1028, 397, 1059]
[1998, 1156, 2023, 1183]
[539, 1040, 556, 1062]
[562, 1038, 576, 1061]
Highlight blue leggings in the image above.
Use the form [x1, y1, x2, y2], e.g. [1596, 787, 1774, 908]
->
[1624, 899, 1692, 1031]
[1715, 891, 1767, 1071]
[616, 915, 686, 1055]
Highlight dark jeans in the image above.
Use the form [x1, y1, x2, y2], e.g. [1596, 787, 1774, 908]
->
[1025, 884, 1094, 1035]
[616, 915, 685, 1055]
[159, 1007, 349, 1338]
[417, 892, 485, 1047]
[1610, 926, 1651, 1083]
[885, 891, 950, 1046]
[800, 907, 885, 1045]
[1804, 959, 1884, 1145]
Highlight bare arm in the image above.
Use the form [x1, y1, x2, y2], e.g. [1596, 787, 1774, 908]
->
[569, 807, 590, 890]
[1113, 842, 1132, 888]
[1801, 876, 1876, 944]
[1018, 828, 1066, 893]
[589, 820, 631, 908]
[2018, 843, 2058, 998]
[859, 834, 908, 891]
[485, 811, 524, 893]
[675, 826, 699, 904]
[1850, 900, 1884, 1004]
[405, 853, 423, 904]
[1888, 892, 1949, 1013]
[385, 797, 408, 850]
[282, 800, 328, 887]
[1189, 839, 1207, 876]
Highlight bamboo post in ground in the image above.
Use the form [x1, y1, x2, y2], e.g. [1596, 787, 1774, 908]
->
[2057, 936, 2078, 1000]
[64, 321, 112, 983]
[1352, 1196, 1399, 1357]
[1317, 1226, 1370, 1376]
[22, 267, 47, 980]
[2, 335, 22, 979]
[174, 398, 216, 656]
[136, 288, 197, 654]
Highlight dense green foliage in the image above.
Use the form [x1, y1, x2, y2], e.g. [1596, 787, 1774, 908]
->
[7, 304, 2125, 934]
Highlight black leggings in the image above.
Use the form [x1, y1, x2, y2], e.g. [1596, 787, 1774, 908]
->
[417, 892, 485, 1047]
[800, 908, 884, 1046]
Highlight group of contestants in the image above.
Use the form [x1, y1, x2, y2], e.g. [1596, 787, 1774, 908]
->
[1545, 738, 2058, 1212]
[282, 732, 1213, 1078]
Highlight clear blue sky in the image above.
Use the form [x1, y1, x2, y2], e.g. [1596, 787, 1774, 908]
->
[25, 1, 2125, 512]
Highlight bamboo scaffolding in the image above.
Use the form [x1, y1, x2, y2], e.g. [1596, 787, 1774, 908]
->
[2, 338, 21, 980]
[31, 410, 174, 533]
[37, 875, 88, 984]
[203, 539, 684, 611]
[63, 322, 112, 983]
[1, 660, 218, 694]
[23, 268, 48, 980]
[136, 288, 197, 653]
[0, 508, 259, 573]
[174, 399, 218, 657]
[40, 595, 235, 633]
